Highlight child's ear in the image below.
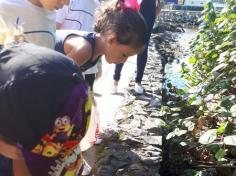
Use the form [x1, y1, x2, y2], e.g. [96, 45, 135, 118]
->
[107, 33, 117, 45]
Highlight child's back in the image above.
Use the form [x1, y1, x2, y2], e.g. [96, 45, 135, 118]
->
[0, 0, 69, 48]
[56, 0, 100, 31]
[0, 0, 55, 48]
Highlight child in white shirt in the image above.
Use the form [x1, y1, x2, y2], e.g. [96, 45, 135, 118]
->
[0, 0, 70, 49]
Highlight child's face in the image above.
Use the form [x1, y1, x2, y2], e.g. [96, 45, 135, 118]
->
[104, 40, 144, 64]
[38, 0, 70, 11]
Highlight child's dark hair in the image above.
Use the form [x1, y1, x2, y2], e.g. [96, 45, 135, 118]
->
[94, 0, 148, 49]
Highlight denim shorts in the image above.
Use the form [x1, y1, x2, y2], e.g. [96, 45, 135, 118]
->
[0, 155, 12, 176]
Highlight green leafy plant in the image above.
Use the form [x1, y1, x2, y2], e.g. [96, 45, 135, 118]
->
[163, 0, 236, 168]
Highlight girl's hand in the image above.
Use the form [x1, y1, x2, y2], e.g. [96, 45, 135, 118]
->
[0, 139, 23, 160]
[156, 0, 164, 17]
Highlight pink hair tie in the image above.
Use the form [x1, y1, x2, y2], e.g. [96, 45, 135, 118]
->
[121, 0, 141, 11]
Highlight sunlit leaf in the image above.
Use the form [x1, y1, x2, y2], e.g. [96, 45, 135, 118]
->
[218, 18, 229, 29]
[119, 132, 126, 140]
[217, 122, 227, 134]
[199, 129, 217, 144]
[224, 135, 236, 146]
[191, 99, 202, 106]
[180, 142, 187, 146]
[170, 107, 181, 112]
[215, 41, 230, 50]
[182, 120, 195, 131]
[174, 128, 187, 137]
[166, 131, 175, 140]
[230, 14, 236, 19]
[230, 104, 236, 117]
[188, 57, 197, 64]
[211, 63, 228, 73]
[171, 113, 180, 117]
[211, 52, 218, 59]
[224, 30, 236, 42]
[217, 122, 233, 135]
[176, 88, 187, 95]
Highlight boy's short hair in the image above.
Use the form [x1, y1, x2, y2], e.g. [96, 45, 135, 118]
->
[0, 43, 91, 175]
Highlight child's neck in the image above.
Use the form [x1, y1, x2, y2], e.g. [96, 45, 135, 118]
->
[27, 0, 42, 7]
[93, 33, 105, 59]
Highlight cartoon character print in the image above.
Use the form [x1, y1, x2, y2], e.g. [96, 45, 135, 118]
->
[62, 146, 84, 176]
[32, 116, 78, 157]
[42, 142, 62, 157]
[53, 116, 74, 142]
[31, 94, 92, 175]
[32, 134, 63, 157]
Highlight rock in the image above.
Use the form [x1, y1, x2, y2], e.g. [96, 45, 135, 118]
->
[123, 136, 144, 148]
[149, 98, 162, 108]
[144, 145, 162, 152]
[132, 105, 147, 115]
[110, 158, 130, 168]
[133, 114, 147, 122]
[108, 143, 125, 150]
[128, 163, 147, 176]
[96, 165, 115, 176]
[144, 118, 166, 130]
[143, 136, 162, 145]
[138, 95, 153, 101]
[128, 128, 148, 137]
[134, 100, 150, 107]
[145, 150, 162, 157]
[115, 111, 128, 120]
[150, 111, 162, 118]
[129, 119, 141, 128]
[127, 151, 139, 162]
[141, 156, 162, 166]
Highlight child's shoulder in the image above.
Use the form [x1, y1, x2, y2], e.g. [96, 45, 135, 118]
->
[64, 34, 94, 64]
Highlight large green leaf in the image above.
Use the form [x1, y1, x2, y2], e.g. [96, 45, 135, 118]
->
[215, 148, 227, 161]
[218, 80, 230, 89]
[206, 144, 220, 153]
[199, 129, 217, 144]
[220, 95, 235, 108]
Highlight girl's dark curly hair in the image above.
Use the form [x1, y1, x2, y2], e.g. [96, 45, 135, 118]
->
[94, 0, 148, 49]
